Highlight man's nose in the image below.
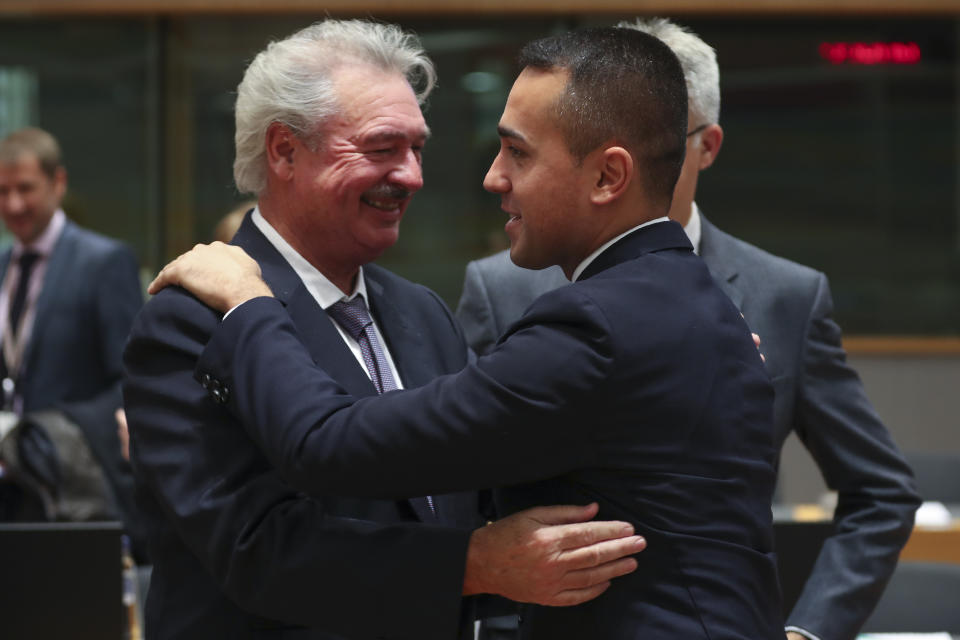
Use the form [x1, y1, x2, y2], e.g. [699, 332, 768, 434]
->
[0, 191, 24, 214]
[390, 149, 423, 193]
[483, 153, 509, 194]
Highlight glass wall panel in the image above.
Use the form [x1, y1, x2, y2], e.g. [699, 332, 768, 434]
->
[0, 18, 157, 267]
[680, 17, 959, 334]
[0, 13, 954, 334]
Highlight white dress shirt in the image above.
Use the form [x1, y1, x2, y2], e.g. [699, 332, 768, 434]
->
[0, 209, 66, 375]
[250, 208, 404, 389]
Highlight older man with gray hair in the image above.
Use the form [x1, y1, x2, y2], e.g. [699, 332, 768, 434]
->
[123, 19, 643, 640]
[456, 17, 921, 640]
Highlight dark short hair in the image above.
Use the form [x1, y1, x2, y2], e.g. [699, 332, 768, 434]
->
[0, 127, 63, 180]
[518, 27, 688, 207]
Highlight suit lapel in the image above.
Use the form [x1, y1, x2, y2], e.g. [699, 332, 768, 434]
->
[232, 215, 377, 399]
[365, 268, 438, 522]
[21, 221, 76, 380]
[364, 270, 431, 389]
[232, 216, 436, 521]
[699, 215, 745, 312]
[0, 249, 11, 284]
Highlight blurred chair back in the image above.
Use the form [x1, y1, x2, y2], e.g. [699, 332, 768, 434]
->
[861, 561, 960, 633]
[905, 451, 960, 503]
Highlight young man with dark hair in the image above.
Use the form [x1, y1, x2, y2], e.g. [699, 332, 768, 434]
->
[153, 27, 784, 639]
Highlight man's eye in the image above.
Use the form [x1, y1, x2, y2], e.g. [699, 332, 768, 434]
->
[508, 146, 524, 158]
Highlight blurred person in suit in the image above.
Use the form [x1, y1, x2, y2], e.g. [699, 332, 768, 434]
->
[213, 200, 256, 244]
[456, 18, 921, 640]
[123, 19, 644, 640]
[0, 126, 145, 555]
[152, 26, 785, 640]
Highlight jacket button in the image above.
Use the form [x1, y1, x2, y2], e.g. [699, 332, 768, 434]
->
[210, 385, 231, 404]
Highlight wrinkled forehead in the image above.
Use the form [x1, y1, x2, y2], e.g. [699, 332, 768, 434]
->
[326, 65, 429, 140]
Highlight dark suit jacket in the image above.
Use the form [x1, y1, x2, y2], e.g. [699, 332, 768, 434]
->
[122, 215, 477, 640]
[195, 221, 785, 639]
[0, 219, 145, 551]
[455, 213, 921, 640]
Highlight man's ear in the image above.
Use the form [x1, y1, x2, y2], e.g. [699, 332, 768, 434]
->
[52, 166, 67, 201]
[697, 124, 724, 171]
[265, 123, 297, 181]
[590, 145, 633, 206]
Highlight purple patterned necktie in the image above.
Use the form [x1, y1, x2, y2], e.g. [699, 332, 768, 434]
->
[327, 296, 398, 394]
[327, 296, 435, 514]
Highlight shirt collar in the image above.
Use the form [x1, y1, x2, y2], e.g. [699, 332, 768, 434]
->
[685, 202, 701, 255]
[251, 207, 369, 310]
[571, 216, 670, 282]
[13, 209, 66, 259]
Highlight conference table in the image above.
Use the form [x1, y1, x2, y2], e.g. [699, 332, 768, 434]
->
[776, 503, 960, 566]
[901, 521, 960, 565]
[776, 504, 960, 640]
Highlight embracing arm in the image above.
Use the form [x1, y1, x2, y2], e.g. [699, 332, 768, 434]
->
[197, 291, 612, 499]
[130, 285, 641, 632]
[784, 275, 920, 640]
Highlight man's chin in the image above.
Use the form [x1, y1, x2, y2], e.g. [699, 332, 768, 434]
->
[508, 246, 552, 272]
[357, 230, 400, 262]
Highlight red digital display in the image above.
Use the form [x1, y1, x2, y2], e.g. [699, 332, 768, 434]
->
[819, 42, 921, 65]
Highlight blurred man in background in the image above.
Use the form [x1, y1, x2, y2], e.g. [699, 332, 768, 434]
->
[0, 126, 145, 557]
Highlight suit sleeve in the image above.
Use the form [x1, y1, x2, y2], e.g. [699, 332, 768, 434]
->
[124, 291, 471, 638]
[197, 295, 611, 498]
[785, 274, 920, 640]
[455, 260, 500, 356]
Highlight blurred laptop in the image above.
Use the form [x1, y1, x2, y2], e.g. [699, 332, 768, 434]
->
[0, 521, 124, 639]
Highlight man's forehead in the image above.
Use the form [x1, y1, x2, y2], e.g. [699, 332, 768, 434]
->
[325, 68, 429, 142]
[0, 159, 48, 184]
[0, 152, 41, 170]
[498, 67, 567, 135]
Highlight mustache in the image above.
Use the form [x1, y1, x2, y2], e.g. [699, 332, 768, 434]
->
[362, 184, 413, 201]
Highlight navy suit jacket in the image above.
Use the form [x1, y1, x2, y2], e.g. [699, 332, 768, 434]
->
[0, 219, 145, 549]
[456, 214, 920, 640]
[123, 215, 477, 640]
[196, 221, 785, 639]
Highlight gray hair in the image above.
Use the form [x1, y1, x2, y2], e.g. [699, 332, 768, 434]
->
[618, 18, 720, 130]
[233, 19, 436, 195]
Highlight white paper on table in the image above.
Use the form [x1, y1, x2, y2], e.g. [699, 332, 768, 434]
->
[914, 501, 954, 528]
[858, 633, 953, 640]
